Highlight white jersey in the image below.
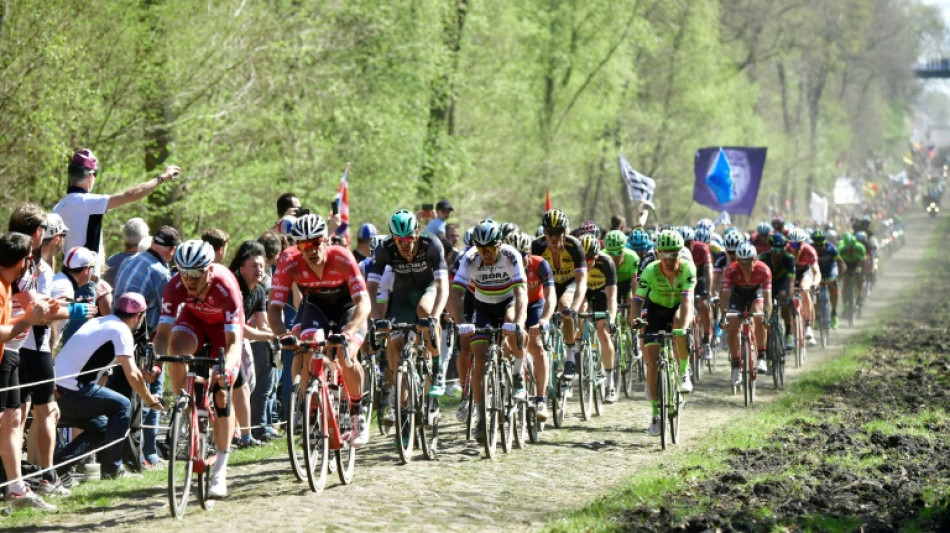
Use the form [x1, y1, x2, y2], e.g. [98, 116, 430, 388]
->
[54, 314, 134, 391]
[452, 244, 526, 304]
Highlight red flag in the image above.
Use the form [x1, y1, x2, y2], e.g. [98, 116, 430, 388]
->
[545, 189, 552, 211]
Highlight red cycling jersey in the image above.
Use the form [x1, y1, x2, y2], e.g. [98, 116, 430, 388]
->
[524, 255, 554, 303]
[788, 242, 817, 267]
[721, 261, 772, 292]
[159, 264, 244, 333]
[750, 234, 771, 256]
[270, 245, 367, 310]
[689, 241, 712, 268]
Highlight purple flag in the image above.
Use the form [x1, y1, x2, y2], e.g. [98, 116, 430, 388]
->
[693, 147, 767, 215]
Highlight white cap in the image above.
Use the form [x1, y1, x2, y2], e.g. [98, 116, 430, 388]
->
[64, 246, 98, 269]
[43, 213, 69, 240]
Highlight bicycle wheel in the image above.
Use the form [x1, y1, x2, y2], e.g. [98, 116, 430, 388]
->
[741, 334, 753, 407]
[770, 329, 784, 390]
[622, 336, 636, 398]
[361, 354, 376, 427]
[196, 428, 215, 511]
[303, 380, 329, 492]
[394, 361, 416, 464]
[376, 352, 391, 437]
[498, 361, 514, 454]
[418, 367, 440, 461]
[578, 343, 593, 421]
[795, 314, 805, 368]
[464, 386, 474, 441]
[657, 362, 669, 451]
[167, 399, 194, 518]
[689, 323, 702, 383]
[552, 379, 567, 428]
[482, 359, 499, 459]
[526, 368, 539, 445]
[592, 348, 604, 417]
[335, 387, 356, 485]
[286, 377, 307, 482]
[670, 386, 682, 445]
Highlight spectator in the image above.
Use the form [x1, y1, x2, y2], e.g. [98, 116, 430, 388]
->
[54, 293, 163, 480]
[53, 148, 180, 278]
[445, 223, 460, 251]
[258, 230, 290, 428]
[51, 247, 100, 347]
[0, 232, 55, 510]
[610, 214, 626, 232]
[103, 218, 150, 287]
[424, 199, 453, 239]
[112, 225, 180, 468]
[352, 223, 378, 262]
[228, 241, 277, 444]
[201, 227, 230, 264]
[21, 215, 71, 495]
[268, 192, 301, 234]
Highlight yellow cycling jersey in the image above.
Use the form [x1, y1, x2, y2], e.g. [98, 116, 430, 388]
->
[531, 234, 587, 285]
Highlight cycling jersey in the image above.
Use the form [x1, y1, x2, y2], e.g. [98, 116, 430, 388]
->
[524, 255, 554, 304]
[531, 235, 587, 285]
[613, 249, 640, 284]
[368, 234, 447, 290]
[721, 261, 772, 293]
[634, 260, 697, 309]
[688, 241, 712, 272]
[750, 234, 771, 256]
[788, 242, 817, 276]
[160, 264, 244, 334]
[271, 245, 367, 311]
[453, 244, 526, 304]
[757, 251, 795, 291]
[637, 247, 692, 279]
[839, 243, 867, 266]
[713, 252, 730, 274]
[815, 242, 841, 278]
[586, 253, 617, 292]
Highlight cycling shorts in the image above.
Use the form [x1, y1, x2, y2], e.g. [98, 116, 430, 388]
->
[390, 282, 437, 324]
[18, 348, 55, 405]
[172, 306, 232, 363]
[794, 267, 815, 288]
[526, 299, 545, 329]
[554, 280, 577, 303]
[298, 295, 365, 337]
[586, 290, 609, 314]
[616, 280, 632, 304]
[0, 349, 22, 409]
[473, 297, 514, 342]
[727, 287, 763, 313]
[642, 300, 679, 345]
[694, 274, 709, 298]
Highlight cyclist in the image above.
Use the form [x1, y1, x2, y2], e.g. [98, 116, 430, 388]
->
[757, 233, 796, 349]
[366, 210, 448, 429]
[751, 222, 772, 255]
[837, 233, 867, 313]
[630, 231, 696, 436]
[156, 240, 244, 499]
[449, 220, 528, 442]
[604, 230, 640, 311]
[719, 243, 772, 383]
[499, 222, 520, 241]
[787, 228, 819, 346]
[531, 208, 588, 382]
[683, 227, 713, 354]
[855, 230, 876, 290]
[267, 214, 371, 447]
[771, 216, 784, 234]
[627, 229, 653, 262]
[812, 229, 846, 329]
[451, 227, 476, 421]
[579, 234, 619, 402]
[712, 232, 745, 302]
[504, 231, 555, 419]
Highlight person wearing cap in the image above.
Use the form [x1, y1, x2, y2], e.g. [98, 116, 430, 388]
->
[54, 292, 164, 480]
[50, 246, 100, 348]
[424, 199, 454, 240]
[103, 218, 151, 288]
[0, 232, 58, 510]
[52, 148, 181, 278]
[352, 222, 378, 262]
[112, 225, 180, 469]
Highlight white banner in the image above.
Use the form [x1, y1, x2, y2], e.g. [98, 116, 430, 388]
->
[809, 192, 829, 224]
[714, 210, 731, 227]
[833, 177, 862, 205]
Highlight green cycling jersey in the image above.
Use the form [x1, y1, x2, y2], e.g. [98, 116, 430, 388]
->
[634, 259, 697, 308]
[839, 242, 867, 265]
[614, 248, 640, 284]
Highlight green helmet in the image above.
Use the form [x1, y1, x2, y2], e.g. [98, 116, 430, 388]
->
[655, 230, 684, 251]
[604, 230, 626, 254]
[389, 209, 418, 237]
[840, 232, 855, 247]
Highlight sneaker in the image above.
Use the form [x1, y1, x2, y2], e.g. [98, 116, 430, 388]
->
[831, 314, 839, 329]
[731, 367, 741, 386]
[807, 336, 817, 347]
[239, 436, 264, 448]
[563, 383, 573, 399]
[346, 415, 370, 448]
[561, 360, 576, 381]
[680, 373, 693, 393]
[428, 380, 445, 397]
[785, 334, 794, 349]
[512, 375, 526, 401]
[536, 400, 548, 421]
[58, 471, 76, 489]
[648, 416, 661, 436]
[702, 343, 713, 360]
[5, 489, 56, 511]
[102, 467, 143, 480]
[208, 471, 227, 499]
[34, 479, 70, 497]
[756, 358, 768, 373]
[805, 326, 815, 340]
[143, 457, 167, 470]
[445, 381, 461, 397]
[605, 387, 618, 404]
[455, 401, 470, 423]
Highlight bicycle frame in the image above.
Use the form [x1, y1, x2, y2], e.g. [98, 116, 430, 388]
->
[726, 311, 763, 406]
[642, 328, 685, 450]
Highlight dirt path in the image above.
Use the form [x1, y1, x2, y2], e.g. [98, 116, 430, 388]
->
[27, 215, 933, 533]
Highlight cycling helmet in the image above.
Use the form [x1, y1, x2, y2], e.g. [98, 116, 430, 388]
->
[735, 242, 757, 260]
[292, 214, 328, 241]
[541, 208, 569, 230]
[696, 218, 714, 232]
[655, 230, 684, 251]
[579, 220, 599, 237]
[499, 222, 520, 239]
[604, 230, 626, 253]
[771, 216, 784, 231]
[724, 232, 745, 252]
[694, 227, 711, 244]
[756, 222, 772, 237]
[787, 228, 806, 244]
[841, 233, 855, 247]
[767, 232, 787, 249]
[388, 209, 418, 237]
[579, 233, 600, 258]
[505, 231, 533, 254]
[679, 226, 696, 242]
[175, 240, 214, 270]
[854, 230, 868, 243]
[827, 229, 839, 242]
[812, 229, 826, 243]
[723, 226, 739, 235]
[627, 229, 653, 252]
[471, 219, 502, 246]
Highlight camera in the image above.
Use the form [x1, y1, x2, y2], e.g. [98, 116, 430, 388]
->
[296, 207, 311, 217]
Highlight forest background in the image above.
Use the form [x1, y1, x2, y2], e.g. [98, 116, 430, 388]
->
[0, 0, 946, 252]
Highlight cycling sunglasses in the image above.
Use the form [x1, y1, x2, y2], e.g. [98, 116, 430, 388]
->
[788, 242, 802, 249]
[180, 267, 207, 279]
[658, 251, 679, 261]
[394, 235, 416, 244]
[544, 229, 565, 237]
[605, 248, 623, 257]
[297, 237, 326, 252]
[476, 244, 499, 254]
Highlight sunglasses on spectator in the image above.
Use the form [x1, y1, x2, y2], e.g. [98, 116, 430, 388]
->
[180, 268, 207, 279]
[297, 238, 326, 252]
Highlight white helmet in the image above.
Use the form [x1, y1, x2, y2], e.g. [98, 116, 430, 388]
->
[723, 232, 745, 252]
[291, 214, 328, 241]
[735, 242, 757, 260]
[175, 240, 214, 270]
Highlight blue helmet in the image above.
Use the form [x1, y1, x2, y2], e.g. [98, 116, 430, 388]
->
[627, 229, 653, 252]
